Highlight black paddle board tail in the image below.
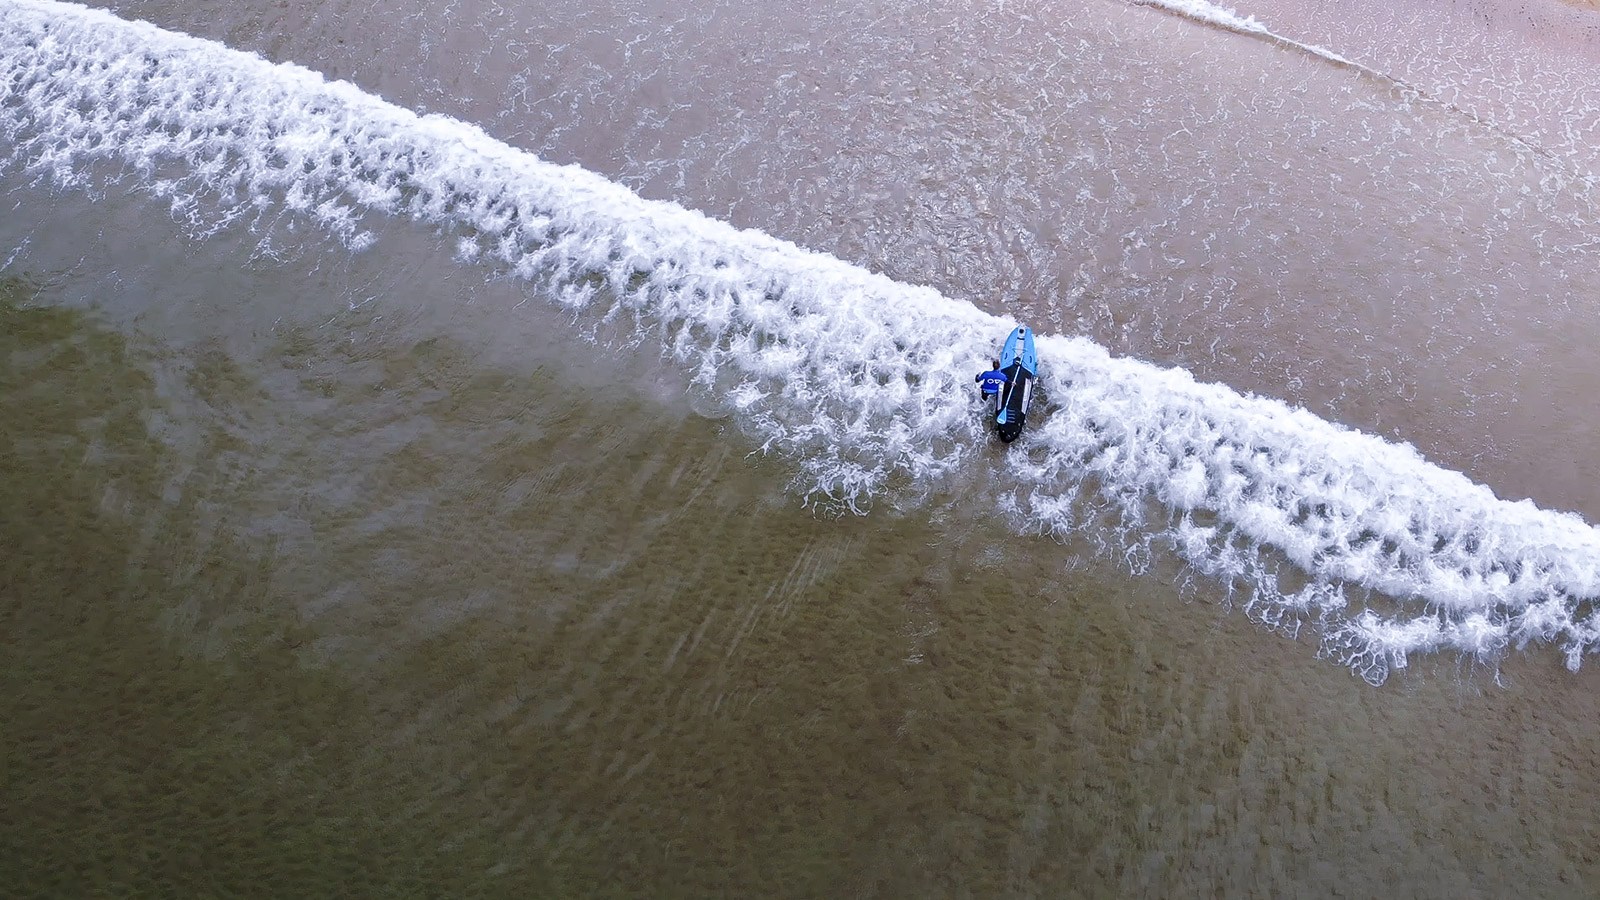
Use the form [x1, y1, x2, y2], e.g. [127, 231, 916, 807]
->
[995, 368, 1033, 443]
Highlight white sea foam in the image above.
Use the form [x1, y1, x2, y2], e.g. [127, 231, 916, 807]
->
[1131, 0, 1569, 167]
[5, 0, 1600, 684]
[1130, 0, 1359, 68]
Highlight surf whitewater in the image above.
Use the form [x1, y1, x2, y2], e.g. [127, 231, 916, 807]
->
[5, 0, 1599, 685]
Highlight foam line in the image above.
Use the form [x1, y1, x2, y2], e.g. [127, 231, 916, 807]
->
[1129, 0, 1567, 167]
[1128, 0, 1362, 68]
[5, 0, 1600, 684]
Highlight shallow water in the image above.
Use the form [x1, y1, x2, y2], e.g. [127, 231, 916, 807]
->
[7, 0, 1600, 894]
[9, 262, 1600, 894]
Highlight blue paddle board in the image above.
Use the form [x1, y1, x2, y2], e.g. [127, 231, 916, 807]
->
[998, 325, 1038, 377]
[994, 326, 1038, 443]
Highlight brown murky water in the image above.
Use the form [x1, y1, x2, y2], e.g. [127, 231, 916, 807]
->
[8, 0, 1600, 894]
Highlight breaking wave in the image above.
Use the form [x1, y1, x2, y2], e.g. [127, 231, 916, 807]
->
[6, 0, 1600, 684]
